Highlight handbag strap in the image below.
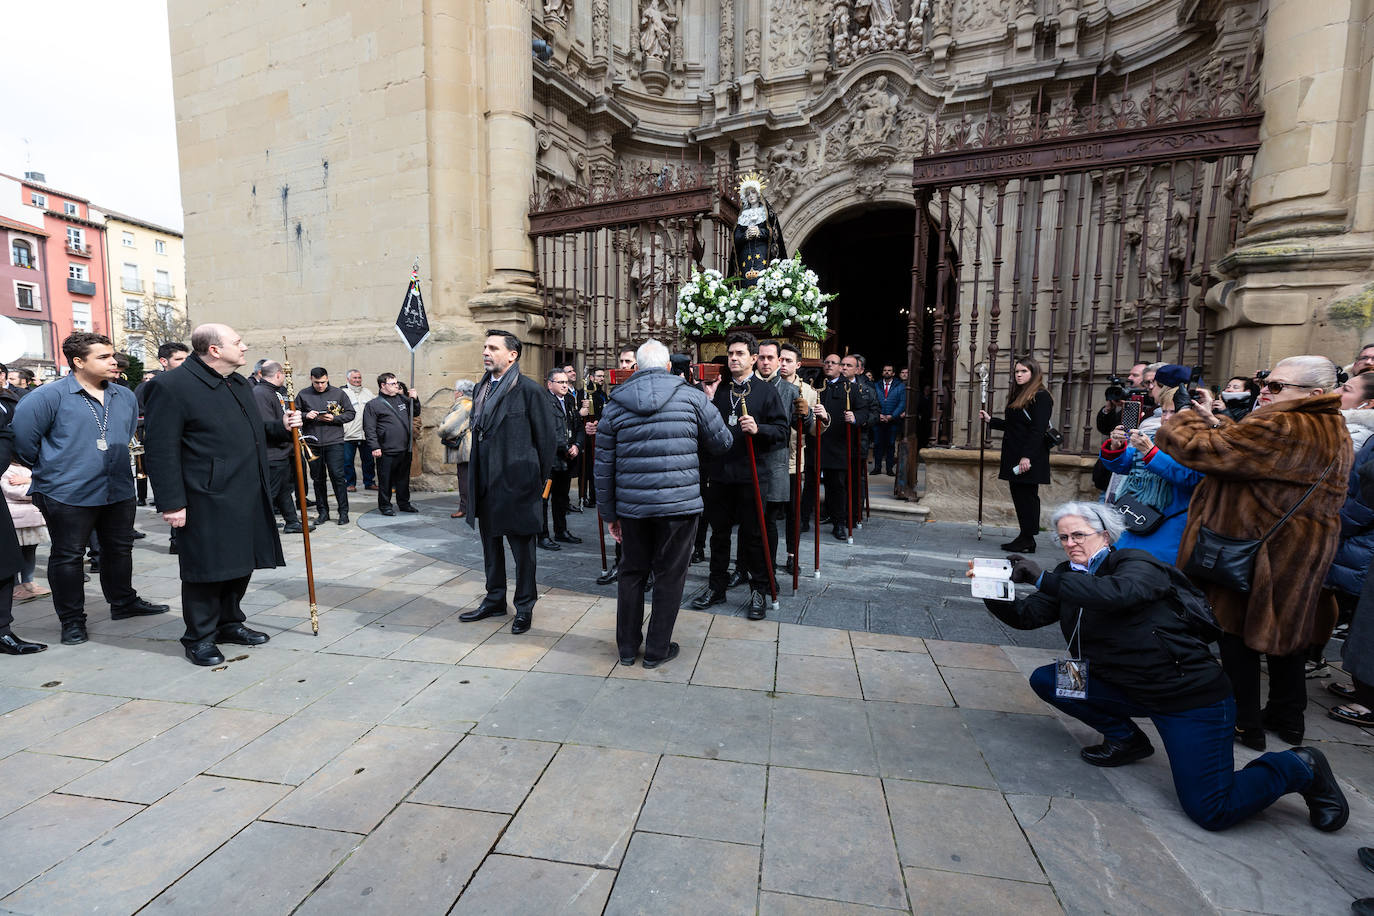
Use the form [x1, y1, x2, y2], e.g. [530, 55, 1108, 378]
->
[1259, 455, 1340, 543]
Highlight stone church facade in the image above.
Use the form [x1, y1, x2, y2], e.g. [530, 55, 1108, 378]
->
[167, 0, 1374, 508]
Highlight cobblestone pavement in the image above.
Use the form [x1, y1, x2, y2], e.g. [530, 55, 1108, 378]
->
[0, 497, 1368, 914]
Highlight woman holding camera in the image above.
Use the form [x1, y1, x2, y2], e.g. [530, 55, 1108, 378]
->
[979, 357, 1053, 553]
[1156, 356, 1352, 750]
[972, 500, 1348, 833]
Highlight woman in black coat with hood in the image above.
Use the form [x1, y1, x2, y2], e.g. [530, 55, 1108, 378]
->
[980, 356, 1052, 553]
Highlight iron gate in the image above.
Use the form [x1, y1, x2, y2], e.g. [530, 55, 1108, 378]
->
[529, 164, 738, 368]
[908, 69, 1263, 457]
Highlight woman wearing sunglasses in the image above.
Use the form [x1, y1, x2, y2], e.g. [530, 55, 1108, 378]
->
[1155, 356, 1353, 751]
[970, 501, 1348, 833]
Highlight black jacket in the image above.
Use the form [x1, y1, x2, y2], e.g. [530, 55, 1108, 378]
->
[989, 388, 1053, 484]
[0, 402, 25, 580]
[296, 385, 356, 447]
[985, 548, 1230, 712]
[252, 382, 295, 462]
[703, 374, 787, 486]
[142, 354, 287, 582]
[817, 377, 876, 470]
[466, 366, 559, 537]
[549, 391, 585, 473]
[363, 394, 413, 454]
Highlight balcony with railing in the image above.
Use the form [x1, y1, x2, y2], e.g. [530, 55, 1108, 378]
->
[125, 311, 143, 330]
[68, 278, 96, 296]
[66, 242, 92, 258]
[121, 277, 144, 294]
[153, 282, 175, 298]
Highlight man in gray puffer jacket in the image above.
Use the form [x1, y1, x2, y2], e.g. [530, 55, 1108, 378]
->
[595, 338, 733, 668]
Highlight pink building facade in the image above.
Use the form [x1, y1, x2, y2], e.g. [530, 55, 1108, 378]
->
[0, 214, 56, 374]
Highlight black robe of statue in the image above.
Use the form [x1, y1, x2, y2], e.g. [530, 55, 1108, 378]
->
[729, 199, 788, 286]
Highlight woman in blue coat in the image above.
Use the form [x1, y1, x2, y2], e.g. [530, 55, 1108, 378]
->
[1099, 387, 1203, 564]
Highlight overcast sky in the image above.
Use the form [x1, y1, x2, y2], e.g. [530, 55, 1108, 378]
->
[0, 0, 183, 231]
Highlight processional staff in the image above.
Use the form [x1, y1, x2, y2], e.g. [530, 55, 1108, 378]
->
[279, 338, 320, 635]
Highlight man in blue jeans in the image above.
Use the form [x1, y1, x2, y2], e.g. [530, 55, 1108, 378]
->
[13, 333, 170, 646]
[341, 369, 376, 491]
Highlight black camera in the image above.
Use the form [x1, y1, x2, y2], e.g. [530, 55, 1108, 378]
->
[1255, 369, 1271, 381]
[1105, 375, 1147, 402]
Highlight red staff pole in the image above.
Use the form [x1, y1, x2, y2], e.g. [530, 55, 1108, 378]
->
[813, 412, 822, 578]
[861, 443, 870, 524]
[844, 385, 854, 545]
[742, 403, 779, 610]
[792, 411, 802, 594]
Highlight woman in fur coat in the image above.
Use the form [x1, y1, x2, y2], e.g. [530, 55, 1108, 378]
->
[1155, 356, 1353, 751]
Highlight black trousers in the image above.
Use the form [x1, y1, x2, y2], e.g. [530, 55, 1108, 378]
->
[0, 579, 16, 634]
[377, 450, 412, 509]
[479, 515, 538, 616]
[310, 443, 349, 515]
[707, 481, 767, 594]
[1008, 480, 1041, 540]
[822, 467, 850, 529]
[542, 469, 573, 537]
[617, 514, 698, 661]
[1219, 632, 1308, 733]
[694, 479, 710, 553]
[268, 458, 300, 524]
[34, 495, 138, 625]
[733, 501, 783, 576]
[181, 575, 251, 646]
[872, 420, 897, 473]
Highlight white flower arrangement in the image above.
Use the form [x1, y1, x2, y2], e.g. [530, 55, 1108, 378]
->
[675, 257, 833, 339]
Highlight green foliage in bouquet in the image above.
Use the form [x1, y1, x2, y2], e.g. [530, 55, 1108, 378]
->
[675, 257, 833, 338]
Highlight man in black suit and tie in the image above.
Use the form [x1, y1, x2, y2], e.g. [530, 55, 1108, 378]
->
[458, 330, 558, 634]
[540, 367, 584, 550]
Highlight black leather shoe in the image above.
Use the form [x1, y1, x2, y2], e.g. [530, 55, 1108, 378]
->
[1357, 846, 1374, 873]
[89, 558, 100, 573]
[690, 549, 706, 564]
[314, 513, 330, 525]
[642, 642, 680, 669]
[1234, 727, 1267, 751]
[0, 632, 46, 654]
[185, 640, 225, 666]
[131, 529, 147, 540]
[1000, 538, 1037, 553]
[1080, 733, 1154, 767]
[398, 505, 419, 513]
[218, 624, 270, 646]
[168, 540, 178, 554]
[60, 622, 88, 645]
[554, 532, 582, 544]
[596, 565, 619, 585]
[1352, 898, 1374, 916]
[833, 525, 848, 541]
[337, 513, 349, 526]
[538, 536, 561, 551]
[511, 614, 532, 635]
[619, 652, 637, 666]
[111, 598, 170, 620]
[1262, 709, 1304, 745]
[1291, 746, 1349, 831]
[459, 604, 508, 622]
[690, 588, 726, 610]
[379, 506, 397, 517]
[282, 522, 304, 534]
[747, 590, 767, 620]
[567, 503, 583, 514]
[645, 572, 655, 591]
[726, 569, 749, 589]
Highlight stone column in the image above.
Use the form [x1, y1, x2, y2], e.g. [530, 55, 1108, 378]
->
[473, 0, 542, 310]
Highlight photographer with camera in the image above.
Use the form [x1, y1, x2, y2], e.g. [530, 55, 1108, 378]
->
[967, 500, 1349, 833]
[1095, 362, 1148, 435]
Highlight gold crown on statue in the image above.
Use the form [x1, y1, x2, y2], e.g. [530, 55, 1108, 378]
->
[737, 173, 767, 198]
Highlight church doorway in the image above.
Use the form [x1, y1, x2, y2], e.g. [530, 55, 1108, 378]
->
[799, 205, 927, 375]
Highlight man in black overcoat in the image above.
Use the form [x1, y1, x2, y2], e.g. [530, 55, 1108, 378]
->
[143, 323, 302, 666]
[458, 330, 559, 634]
[818, 353, 877, 541]
[0, 401, 44, 654]
[540, 367, 584, 550]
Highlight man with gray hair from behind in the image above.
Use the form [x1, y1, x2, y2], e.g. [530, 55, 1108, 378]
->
[595, 338, 733, 668]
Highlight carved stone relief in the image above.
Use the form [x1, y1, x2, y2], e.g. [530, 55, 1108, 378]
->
[591, 0, 609, 57]
[765, 138, 814, 207]
[768, 0, 814, 73]
[639, 0, 677, 61]
[1125, 181, 1190, 306]
[719, 0, 735, 81]
[544, 0, 571, 21]
[953, 0, 1011, 33]
[744, 27, 761, 72]
[831, 0, 928, 68]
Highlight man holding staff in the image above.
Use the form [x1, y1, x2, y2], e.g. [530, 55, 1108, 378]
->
[143, 324, 301, 666]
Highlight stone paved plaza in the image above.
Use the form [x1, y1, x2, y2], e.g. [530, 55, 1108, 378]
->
[0, 496, 1369, 914]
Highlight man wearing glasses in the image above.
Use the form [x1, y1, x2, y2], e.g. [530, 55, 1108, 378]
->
[1352, 343, 1374, 377]
[363, 373, 417, 516]
[1157, 355, 1352, 751]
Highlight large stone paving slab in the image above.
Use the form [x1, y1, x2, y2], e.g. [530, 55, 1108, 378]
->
[2, 775, 287, 915]
[883, 780, 1046, 884]
[28, 698, 204, 760]
[605, 832, 760, 916]
[0, 752, 101, 818]
[960, 708, 1121, 802]
[411, 734, 559, 813]
[663, 684, 773, 764]
[770, 694, 879, 775]
[497, 744, 657, 867]
[636, 755, 767, 846]
[901, 867, 1063, 915]
[473, 670, 605, 742]
[0, 793, 141, 897]
[453, 854, 615, 915]
[761, 767, 907, 910]
[865, 701, 995, 788]
[298, 803, 507, 914]
[205, 715, 372, 785]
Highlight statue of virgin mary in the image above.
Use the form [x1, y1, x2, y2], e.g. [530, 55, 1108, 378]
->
[728, 173, 787, 287]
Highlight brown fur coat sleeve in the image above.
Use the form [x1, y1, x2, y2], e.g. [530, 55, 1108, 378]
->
[1154, 394, 1352, 655]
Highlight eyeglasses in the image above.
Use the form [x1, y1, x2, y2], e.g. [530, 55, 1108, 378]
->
[1263, 379, 1313, 394]
[1057, 531, 1101, 544]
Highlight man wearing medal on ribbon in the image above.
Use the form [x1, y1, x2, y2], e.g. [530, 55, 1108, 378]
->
[727, 174, 786, 287]
[13, 332, 170, 646]
[689, 331, 787, 619]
